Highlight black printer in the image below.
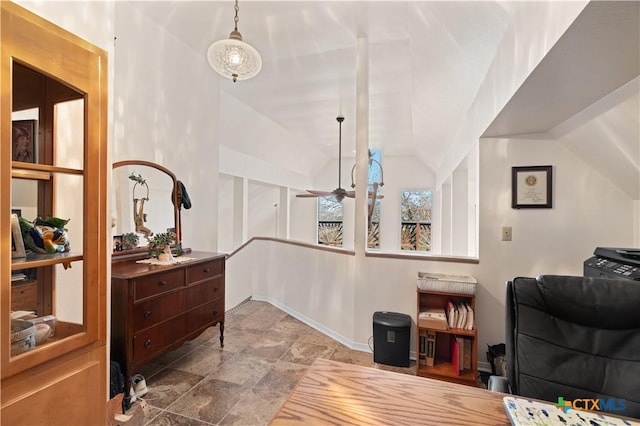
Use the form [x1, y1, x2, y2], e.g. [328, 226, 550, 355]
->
[584, 247, 640, 280]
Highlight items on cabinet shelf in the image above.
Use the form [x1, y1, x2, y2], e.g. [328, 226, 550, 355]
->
[417, 272, 477, 295]
[418, 308, 448, 330]
[426, 330, 436, 367]
[445, 299, 474, 331]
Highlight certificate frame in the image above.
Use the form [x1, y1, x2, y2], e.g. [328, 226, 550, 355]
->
[511, 165, 553, 209]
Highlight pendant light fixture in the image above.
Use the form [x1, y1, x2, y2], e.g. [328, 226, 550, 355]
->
[207, 0, 262, 82]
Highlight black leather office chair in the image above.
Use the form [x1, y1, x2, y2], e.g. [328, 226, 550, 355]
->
[489, 275, 640, 418]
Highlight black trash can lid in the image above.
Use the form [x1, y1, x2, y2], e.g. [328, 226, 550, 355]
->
[373, 311, 411, 327]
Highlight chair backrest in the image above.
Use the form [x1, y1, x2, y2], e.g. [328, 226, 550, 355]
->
[506, 275, 640, 418]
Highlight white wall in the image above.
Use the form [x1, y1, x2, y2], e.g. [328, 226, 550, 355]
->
[15, 1, 114, 54]
[247, 181, 279, 240]
[436, 0, 588, 183]
[112, 3, 220, 253]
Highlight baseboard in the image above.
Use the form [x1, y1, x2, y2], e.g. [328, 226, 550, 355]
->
[251, 295, 372, 353]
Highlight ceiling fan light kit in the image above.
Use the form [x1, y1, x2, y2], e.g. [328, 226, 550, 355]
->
[298, 116, 385, 203]
[207, 0, 262, 82]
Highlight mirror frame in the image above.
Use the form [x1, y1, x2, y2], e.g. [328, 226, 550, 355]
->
[112, 160, 182, 258]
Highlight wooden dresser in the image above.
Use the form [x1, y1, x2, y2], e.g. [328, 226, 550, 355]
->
[110, 251, 226, 382]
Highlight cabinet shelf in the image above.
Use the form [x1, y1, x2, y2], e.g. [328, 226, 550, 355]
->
[417, 359, 478, 383]
[11, 251, 83, 270]
[421, 326, 476, 337]
[11, 162, 84, 176]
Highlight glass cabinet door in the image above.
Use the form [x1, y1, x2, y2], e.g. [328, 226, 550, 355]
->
[1, 2, 107, 380]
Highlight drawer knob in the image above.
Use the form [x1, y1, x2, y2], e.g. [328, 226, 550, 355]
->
[144, 311, 152, 319]
[213, 310, 218, 316]
[204, 268, 211, 273]
[144, 339, 152, 349]
[159, 280, 167, 286]
[214, 286, 218, 292]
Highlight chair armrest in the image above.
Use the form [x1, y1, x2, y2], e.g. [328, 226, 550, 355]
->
[487, 375, 511, 393]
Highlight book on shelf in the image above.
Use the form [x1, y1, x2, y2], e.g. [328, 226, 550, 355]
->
[464, 301, 474, 330]
[456, 301, 467, 329]
[418, 330, 427, 366]
[456, 336, 464, 372]
[451, 335, 460, 376]
[426, 330, 436, 367]
[463, 337, 472, 370]
[446, 300, 457, 329]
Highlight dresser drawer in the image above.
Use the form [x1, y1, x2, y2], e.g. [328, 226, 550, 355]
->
[186, 299, 225, 331]
[133, 291, 186, 331]
[134, 269, 185, 301]
[185, 276, 224, 310]
[132, 315, 185, 363]
[186, 259, 223, 284]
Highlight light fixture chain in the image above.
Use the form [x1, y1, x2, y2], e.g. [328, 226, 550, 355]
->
[234, 0, 239, 31]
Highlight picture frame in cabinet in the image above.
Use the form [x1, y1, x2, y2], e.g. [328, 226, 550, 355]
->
[12, 120, 37, 163]
[11, 213, 26, 258]
[113, 235, 123, 252]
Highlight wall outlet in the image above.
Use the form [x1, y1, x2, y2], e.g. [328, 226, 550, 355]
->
[501, 226, 512, 241]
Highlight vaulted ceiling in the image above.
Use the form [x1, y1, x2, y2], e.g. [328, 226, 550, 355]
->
[132, 1, 638, 196]
[129, 1, 515, 174]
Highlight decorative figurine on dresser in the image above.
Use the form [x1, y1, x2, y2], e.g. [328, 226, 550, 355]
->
[110, 160, 226, 395]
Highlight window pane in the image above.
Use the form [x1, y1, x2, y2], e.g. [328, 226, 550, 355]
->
[400, 191, 432, 252]
[318, 197, 343, 246]
[367, 149, 382, 249]
[368, 199, 380, 249]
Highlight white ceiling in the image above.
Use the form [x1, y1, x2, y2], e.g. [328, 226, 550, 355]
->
[130, 1, 515, 172]
[132, 1, 639, 189]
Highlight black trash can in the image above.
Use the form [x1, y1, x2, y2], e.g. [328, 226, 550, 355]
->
[373, 311, 411, 367]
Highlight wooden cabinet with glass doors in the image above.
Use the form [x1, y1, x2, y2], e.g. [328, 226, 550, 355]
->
[1, 3, 108, 425]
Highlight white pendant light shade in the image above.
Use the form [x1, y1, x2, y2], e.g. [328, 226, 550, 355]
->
[207, 33, 262, 82]
[207, 0, 262, 83]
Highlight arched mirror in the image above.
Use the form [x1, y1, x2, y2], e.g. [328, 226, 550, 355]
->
[111, 160, 182, 257]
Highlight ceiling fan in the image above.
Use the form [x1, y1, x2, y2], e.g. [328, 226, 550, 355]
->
[297, 116, 383, 203]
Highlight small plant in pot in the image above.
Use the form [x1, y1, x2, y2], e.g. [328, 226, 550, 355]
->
[147, 231, 176, 261]
[121, 232, 139, 251]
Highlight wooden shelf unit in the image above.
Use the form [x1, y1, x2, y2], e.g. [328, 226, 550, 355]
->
[416, 289, 478, 386]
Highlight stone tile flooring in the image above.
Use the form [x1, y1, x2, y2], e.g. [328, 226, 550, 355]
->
[137, 300, 416, 425]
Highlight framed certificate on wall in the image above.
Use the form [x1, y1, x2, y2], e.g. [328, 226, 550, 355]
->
[512, 165, 553, 209]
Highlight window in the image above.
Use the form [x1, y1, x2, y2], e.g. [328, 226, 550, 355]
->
[315, 149, 383, 249]
[401, 190, 432, 251]
[317, 197, 343, 247]
[367, 149, 382, 249]
[368, 199, 380, 249]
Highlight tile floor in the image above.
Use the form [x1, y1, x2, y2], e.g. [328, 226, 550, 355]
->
[135, 300, 417, 425]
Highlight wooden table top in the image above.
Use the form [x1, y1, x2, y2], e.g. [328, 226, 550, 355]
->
[270, 358, 511, 426]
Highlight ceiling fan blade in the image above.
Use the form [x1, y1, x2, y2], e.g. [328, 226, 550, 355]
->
[306, 190, 335, 197]
[344, 191, 384, 199]
[296, 193, 321, 198]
